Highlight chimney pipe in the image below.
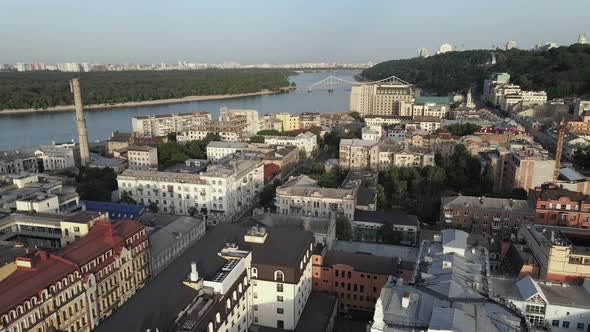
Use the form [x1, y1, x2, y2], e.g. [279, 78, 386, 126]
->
[190, 262, 199, 282]
[71, 78, 90, 167]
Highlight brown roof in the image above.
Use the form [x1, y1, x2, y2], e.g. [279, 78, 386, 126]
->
[323, 250, 413, 275]
[534, 184, 587, 202]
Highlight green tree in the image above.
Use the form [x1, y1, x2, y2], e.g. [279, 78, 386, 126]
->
[75, 167, 117, 202]
[299, 149, 307, 160]
[380, 222, 401, 245]
[119, 191, 137, 205]
[260, 179, 282, 209]
[166, 132, 177, 142]
[336, 215, 353, 241]
[349, 111, 364, 123]
[574, 145, 590, 169]
[257, 129, 281, 136]
[445, 123, 481, 136]
[249, 135, 265, 143]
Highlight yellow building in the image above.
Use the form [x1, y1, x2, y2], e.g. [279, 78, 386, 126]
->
[275, 113, 300, 131]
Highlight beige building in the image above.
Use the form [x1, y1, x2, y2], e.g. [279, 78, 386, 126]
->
[131, 112, 211, 137]
[206, 141, 248, 161]
[275, 113, 300, 131]
[275, 175, 356, 220]
[127, 145, 158, 170]
[350, 84, 415, 117]
[219, 107, 261, 135]
[176, 118, 248, 143]
[339, 139, 380, 170]
[298, 112, 321, 129]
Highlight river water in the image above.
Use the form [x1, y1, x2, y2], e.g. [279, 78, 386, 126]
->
[0, 71, 356, 150]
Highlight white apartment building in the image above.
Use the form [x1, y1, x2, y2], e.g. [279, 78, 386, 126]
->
[117, 159, 264, 224]
[275, 175, 356, 220]
[405, 117, 442, 133]
[206, 141, 248, 161]
[219, 107, 261, 135]
[177, 129, 241, 143]
[361, 125, 383, 141]
[264, 132, 317, 157]
[127, 145, 158, 170]
[364, 116, 411, 127]
[492, 276, 590, 332]
[131, 112, 212, 137]
[34, 145, 75, 171]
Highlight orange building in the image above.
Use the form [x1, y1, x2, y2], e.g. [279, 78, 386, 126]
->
[312, 249, 414, 312]
[530, 183, 590, 228]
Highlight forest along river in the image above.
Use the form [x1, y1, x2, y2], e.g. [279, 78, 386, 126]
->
[0, 71, 356, 150]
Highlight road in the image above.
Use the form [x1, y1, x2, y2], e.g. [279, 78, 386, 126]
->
[95, 223, 247, 332]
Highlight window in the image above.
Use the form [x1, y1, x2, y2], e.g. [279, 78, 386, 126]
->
[525, 304, 545, 314]
[577, 323, 585, 330]
[277, 296, 283, 302]
[277, 320, 284, 329]
[563, 321, 570, 328]
[347, 271, 351, 278]
[253, 305, 258, 311]
[276, 284, 283, 292]
[335, 270, 339, 277]
[274, 270, 284, 282]
[251, 267, 258, 278]
[277, 308, 284, 314]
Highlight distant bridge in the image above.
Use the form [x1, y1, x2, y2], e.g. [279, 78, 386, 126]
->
[305, 75, 413, 92]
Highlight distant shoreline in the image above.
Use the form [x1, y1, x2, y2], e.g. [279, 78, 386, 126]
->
[0, 87, 293, 116]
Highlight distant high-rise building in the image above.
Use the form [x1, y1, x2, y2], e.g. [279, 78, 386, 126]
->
[578, 33, 588, 45]
[505, 40, 517, 50]
[81, 62, 93, 72]
[437, 43, 452, 54]
[417, 48, 429, 58]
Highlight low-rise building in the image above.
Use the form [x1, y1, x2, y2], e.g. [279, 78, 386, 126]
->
[492, 276, 590, 331]
[352, 209, 420, 246]
[106, 131, 132, 155]
[361, 125, 383, 141]
[299, 112, 321, 129]
[275, 175, 356, 220]
[206, 141, 248, 161]
[441, 195, 533, 238]
[0, 151, 38, 175]
[127, 145, 158, 170]
[264, 131, 317, 157]
[365, 116, 411, 127]
[34, 145, 75, 171]
[255, 213, 336, 249]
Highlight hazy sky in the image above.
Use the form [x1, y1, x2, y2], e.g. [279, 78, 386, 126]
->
[1, 0, 588, 64]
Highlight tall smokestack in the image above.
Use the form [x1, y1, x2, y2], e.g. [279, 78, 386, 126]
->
[71, 78, 90, 167]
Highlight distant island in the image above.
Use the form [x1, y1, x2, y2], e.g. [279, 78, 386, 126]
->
[0, 69, 295, 112]
[359, 44, 590, 98]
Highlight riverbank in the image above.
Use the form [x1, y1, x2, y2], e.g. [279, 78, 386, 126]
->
[0, 87, 294, 115]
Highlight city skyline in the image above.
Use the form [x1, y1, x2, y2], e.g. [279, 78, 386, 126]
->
[1, 0, 588, 64]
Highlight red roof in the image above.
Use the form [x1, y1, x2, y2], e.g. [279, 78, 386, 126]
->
[264, 163, 280, 183]
[0, 251, 78, 315]
[0, 218, 145, 316]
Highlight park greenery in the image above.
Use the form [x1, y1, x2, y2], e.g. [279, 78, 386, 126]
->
[360, 44, 590, 98]
[297, 162, 347, 188]
[256, 129, 281, 136]
[442, 123, 481, 136]
[0, 69, 293, 110]
[157, 133, 220, 169]
[321, 129, 362, 159]
[75, 167, 118, 202]
[259, 179, 283, 209]
[573, 145, 590, 170]
[336, 214, 353, 241]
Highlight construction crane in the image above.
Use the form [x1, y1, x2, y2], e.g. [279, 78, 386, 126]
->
[553, 119, 567, 183]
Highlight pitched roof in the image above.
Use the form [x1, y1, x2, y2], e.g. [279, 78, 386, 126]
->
[516, 275, 546, 302]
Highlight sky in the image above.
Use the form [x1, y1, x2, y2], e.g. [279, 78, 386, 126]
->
[1, 0, 588, 64]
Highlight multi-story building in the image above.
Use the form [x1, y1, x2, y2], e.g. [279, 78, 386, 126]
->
[517, 223, 590, 283]
[0, 151, 38, 175]
[275, 113, 300, 132]
[574, 100, 590, 117]
[441, 196, 533, 238]
[117, 158, 264, 224]
[368, 229, 524, 332]
[319, 113, 355, 127]
[206, 141, 248, 161]
[361, 125, 383, 141]
[0, 211, 105, 249]
[34, 145, 75, 171]
[127, 145, 158, 170]
[298, 112, 321, 129]
[364, 116, 411, 127]
[312, 248, 415, 312]
[0, 217, 150, 332]
[275, 175, 356, 220]
[176, 118, 246, 142]
[352, 209, 420, 246]
[350, 84, 415, 117]
[339, 139, 380, 170]
[405, 116, 442, 133]
[264, 132, 317, 157]
[219, 107, 261, 135]
[530, 183, 590, 227]
[429, 132, 458, 157]
[493, 276, 590, 331]
[411, 97, 449, 118]
[567, 111, 590, 135]
[483, 72, 511, 104]
[131, 112, 212, 137]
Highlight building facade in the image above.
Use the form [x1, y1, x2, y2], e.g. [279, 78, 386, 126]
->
[350, 84, 415, 117]
[531, 183, 590, 228]
[275, 113, 300, 132]
[131, 112, 212, 137]
[206, 141, 248, 161]
[127, 145, 158, 170]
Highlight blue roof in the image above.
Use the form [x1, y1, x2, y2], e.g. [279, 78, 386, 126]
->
[82, 200, 145, 220]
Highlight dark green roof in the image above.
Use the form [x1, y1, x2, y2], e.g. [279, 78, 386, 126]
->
[415, 96, 449, 105]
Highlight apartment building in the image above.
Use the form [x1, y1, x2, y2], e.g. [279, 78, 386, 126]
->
[411, 97, 449, 118]
[275, 113, 300, 131]
[376, 143, 434, 171]
[530, 183, 590, 228]
[176, 118, 248, 143]
[361, 125, 383, 141]
[567, 111, 590, 135]
[339, 139, 380, 170]
[312, 249, 414, 312]
[0, 218, 150, 332]
[262, 114, 284, 131]
[364, 116, 411, 127]
[405, 116, 442, 133]
[518, 223, 590, 283]
[441, 196, 533, 238]
[263, 132, 317, 157]
[483, 72, 511, 104]
[219, 107, 261, 135]
[350, 84, 415, 117]
[298, 112, 321, 129]
[206, 141, 248, 161]
[34, 145, 75, 171]
[117, 159, 264, 224]
[429, 132, 458, 158]
[131, 112, 212, 137]
[275, 175, 356, 220]
[127, 145, 158, 170]
[0, 152, 38, 175]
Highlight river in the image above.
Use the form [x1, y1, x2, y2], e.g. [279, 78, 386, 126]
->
[0, 71, 356, 150]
